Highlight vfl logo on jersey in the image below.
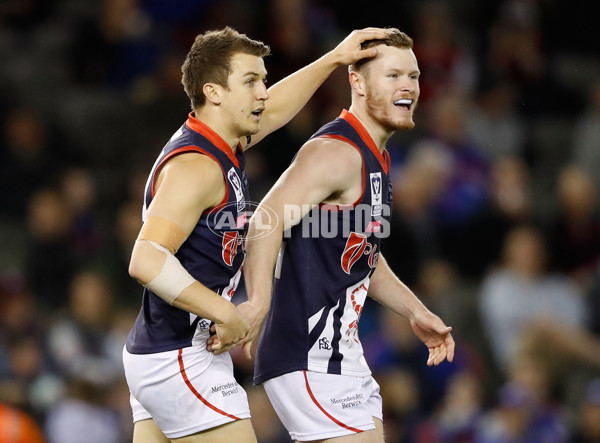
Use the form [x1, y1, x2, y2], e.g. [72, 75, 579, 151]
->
[370, 172, 382, 216]
[341, 232, 368, 274]
[341, 232, 379, 274]
[227, 167, 245, 212]
[222, 231, 242, 266]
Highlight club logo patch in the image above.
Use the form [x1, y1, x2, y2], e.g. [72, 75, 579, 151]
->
[341, 232, 368, 274]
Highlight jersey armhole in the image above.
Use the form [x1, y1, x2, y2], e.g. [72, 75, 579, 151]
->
[150, 146, 230, 212]
[314, 134, 366, 208]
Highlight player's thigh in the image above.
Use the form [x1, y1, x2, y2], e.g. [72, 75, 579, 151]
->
[133, 418, 170, 443]
[124, 347, 251, 439]
[264, 370, 382, 441]
[170, 419, 256, 443]
[305, 417, 384, 443]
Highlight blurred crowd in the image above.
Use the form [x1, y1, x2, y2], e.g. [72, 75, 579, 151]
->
[0, 0, 599, 442]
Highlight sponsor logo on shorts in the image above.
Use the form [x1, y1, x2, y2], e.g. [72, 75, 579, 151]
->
[330, 393, 363, 409]
[211, 381, 240, 397]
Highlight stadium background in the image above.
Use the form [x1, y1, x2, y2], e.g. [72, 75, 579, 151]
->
[0, 0, 599, 441]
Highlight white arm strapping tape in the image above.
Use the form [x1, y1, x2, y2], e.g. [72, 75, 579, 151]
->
[143, 240, 196, 305]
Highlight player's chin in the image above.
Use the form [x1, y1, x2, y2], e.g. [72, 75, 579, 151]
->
[246, 121, 262, 135]
[392, 117, 415, 131]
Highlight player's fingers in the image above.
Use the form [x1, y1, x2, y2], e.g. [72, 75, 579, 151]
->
[207, 337, 220, 352]
[212, 333, 247, 354]
[446, 334, 455, 362]
[217, 338, 246, 355]
[353, 28, 392, 40]
[434, 345, 445, 365]
[242, 340, 252, 360]
[427, 348, 435, 366]
[436, 325, 452, 335]
[354, 48, 378, 60]
[356, 27, 388, 32]
[432, 346, 441, 365]
[436, 345, 448, 365]
[211, 341, 232, 355]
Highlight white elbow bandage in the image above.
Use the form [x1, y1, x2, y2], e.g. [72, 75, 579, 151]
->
[144, 241, 196, 305]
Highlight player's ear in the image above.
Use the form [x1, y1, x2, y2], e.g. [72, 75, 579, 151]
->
[349, 71, 366, 97]
[203, 83, 222, 105]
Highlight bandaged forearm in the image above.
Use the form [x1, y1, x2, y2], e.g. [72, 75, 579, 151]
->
[143, 240, 196, 304]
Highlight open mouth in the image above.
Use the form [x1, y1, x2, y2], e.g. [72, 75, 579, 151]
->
[393, 99, 413, 111]
[251, 108, 264, 118]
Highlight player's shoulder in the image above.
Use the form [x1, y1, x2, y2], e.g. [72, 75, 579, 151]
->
[295, 136, 362, 172]
[154, 151, 226, 207]
[164, 151, 222, 173]
[158, 151, 224, 190]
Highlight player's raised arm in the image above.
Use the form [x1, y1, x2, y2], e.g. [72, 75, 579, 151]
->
[128, 153, 249, 351]
[244, 28, 392, 148]
[367, 254, 455, 366]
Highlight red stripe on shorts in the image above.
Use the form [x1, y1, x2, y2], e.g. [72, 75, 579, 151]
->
[178, 349, 241, 420]
[303, 370, 363, 433]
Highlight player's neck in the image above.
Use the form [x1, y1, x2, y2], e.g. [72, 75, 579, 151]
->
[347, 105, 392, 152]
[193, 107, 239, 151]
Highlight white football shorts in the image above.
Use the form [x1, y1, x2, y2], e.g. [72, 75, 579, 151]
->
[122, 346, 250, 439]
[263, 370, 382, 441]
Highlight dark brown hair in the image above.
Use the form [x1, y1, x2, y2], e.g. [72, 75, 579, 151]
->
[349, 28, 414, 74]
[181, 27, 270, 109]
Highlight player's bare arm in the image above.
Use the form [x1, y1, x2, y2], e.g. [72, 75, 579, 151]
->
[368, 255, 455, 366]
[245, 28, 393, 148]
[128, 153, 249, 351]
[238, 138, 363, 356]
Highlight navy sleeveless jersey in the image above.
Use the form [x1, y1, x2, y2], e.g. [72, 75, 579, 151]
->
[254, 110, 393, 384]
[126, 113, 249, 354]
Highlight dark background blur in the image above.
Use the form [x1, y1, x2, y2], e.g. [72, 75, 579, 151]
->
[1, 0, 599, 442]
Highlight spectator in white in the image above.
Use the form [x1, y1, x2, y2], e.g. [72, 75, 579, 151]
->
[479, 224, 587, 370]
[45, 379, 122, 443]
[46, 270, 125, 386]
[465, 80, 526, 161]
